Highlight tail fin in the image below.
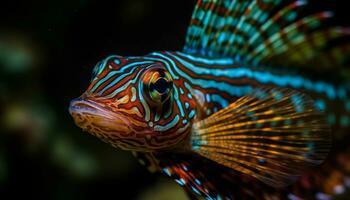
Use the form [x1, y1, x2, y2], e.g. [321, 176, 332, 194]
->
[190, 88, 331, 187]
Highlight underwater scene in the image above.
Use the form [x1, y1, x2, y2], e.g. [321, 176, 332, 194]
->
[2, 0, 350, 199]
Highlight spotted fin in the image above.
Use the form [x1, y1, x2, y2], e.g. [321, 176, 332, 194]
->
[184, 0, 350, 70]
[156, 152, 279, 199]
[190, 88, 331, 187]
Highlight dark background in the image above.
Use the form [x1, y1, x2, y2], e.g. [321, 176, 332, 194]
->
[0, 0, 350, 199]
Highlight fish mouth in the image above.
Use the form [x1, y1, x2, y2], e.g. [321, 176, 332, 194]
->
[69, 97, 131, 134]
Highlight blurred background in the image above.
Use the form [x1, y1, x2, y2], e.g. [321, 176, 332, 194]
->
[0, 0, 349, 199]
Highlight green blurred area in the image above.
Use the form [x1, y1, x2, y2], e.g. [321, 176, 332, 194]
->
[0, 0, 193, 199]
[0, 35, 187, 198]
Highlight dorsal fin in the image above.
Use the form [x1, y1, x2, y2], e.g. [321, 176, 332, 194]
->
[183, 0, 350, 70]
[184, 0, 283, 58]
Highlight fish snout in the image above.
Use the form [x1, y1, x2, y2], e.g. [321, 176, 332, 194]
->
[69, 97, 132, 137]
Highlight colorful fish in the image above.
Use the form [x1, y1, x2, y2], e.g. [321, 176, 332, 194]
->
[69, 0, 350, 199]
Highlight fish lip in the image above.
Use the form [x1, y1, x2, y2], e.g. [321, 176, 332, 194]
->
[69, 97, 102, 114]
[69, 97, 129, 124]
[69, 97, 136, 140]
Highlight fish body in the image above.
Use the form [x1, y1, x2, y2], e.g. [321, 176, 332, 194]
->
[69, 0, 350, 199]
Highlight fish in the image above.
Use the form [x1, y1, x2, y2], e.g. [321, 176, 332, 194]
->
[69, 0, 350, 199]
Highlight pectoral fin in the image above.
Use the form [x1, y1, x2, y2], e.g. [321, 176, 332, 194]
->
[191, 88, 331, 187]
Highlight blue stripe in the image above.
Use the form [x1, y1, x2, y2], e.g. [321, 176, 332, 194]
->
[97, 66, 138, 94]
[104, 68, 145, 98]
[173, 86, 185, 117]
[189, 110, 196, 119]
[211, 94, 229, 107]
[147, 53, 180, 80]
[91, 60, 152, 92]
[170, 53, 344, 100]
[154, 115, 180, 131]
[177, 52, 235, 65]
[151, 54, 253, 97]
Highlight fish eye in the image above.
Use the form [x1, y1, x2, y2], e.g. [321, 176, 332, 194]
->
[142, 67, 173, 104]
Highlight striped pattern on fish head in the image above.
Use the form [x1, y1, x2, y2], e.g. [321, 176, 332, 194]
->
[69, 55, 196, 151]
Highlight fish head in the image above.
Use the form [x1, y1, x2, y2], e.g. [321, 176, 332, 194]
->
[69, 55, 195, 151]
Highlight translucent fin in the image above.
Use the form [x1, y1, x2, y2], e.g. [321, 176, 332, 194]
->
[190, 88, 331, 187]
[184, 0, 350, 70]
[261, 28, 350, 71]
[246, 12, 335, 62]
[184, 0, 282, 57]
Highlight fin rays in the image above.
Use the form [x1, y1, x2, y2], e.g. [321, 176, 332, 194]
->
[184, 0, 350, 70]
[191, 88, 331, 187]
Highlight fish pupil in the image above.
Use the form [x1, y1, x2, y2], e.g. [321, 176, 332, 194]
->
[154, 78, 169, 94]
[142, 67, 173, 104]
